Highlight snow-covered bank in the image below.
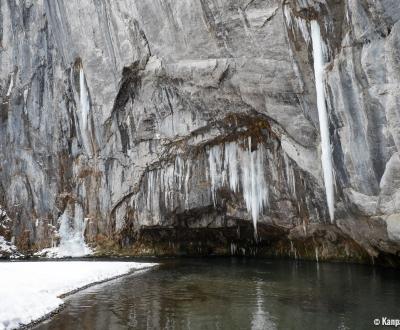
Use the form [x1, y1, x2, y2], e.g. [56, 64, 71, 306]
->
[0, 237, 22, 259]
[0, 261, 158, 330]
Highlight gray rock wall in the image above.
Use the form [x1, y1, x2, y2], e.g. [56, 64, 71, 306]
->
[0, 0, 399, 264]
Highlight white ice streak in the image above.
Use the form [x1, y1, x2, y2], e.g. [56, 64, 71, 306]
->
[283, 5, 310, 45]
[283, 153, 296, 196]
[6, 75, 13, 97]
[208, 139, 269, 235]
[310, 20, 335, 221]
[79, 67, 90, 131]
[78, 67, 93, 155]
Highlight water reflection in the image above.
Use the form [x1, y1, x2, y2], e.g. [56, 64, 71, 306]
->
[251, 281, 276, 330]
[34, 259, 400, 330]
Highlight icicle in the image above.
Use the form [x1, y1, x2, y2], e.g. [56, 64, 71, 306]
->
[310, 20, 335, 222]
[208, 145, 223, 206]
[146, 171, 153, 210]
[250, 137, 258, 231]
[224, 142, 239, 193]
[174, 155, 182, 188]
[240, 138, 268, 236]
[184, 159, 191, 209]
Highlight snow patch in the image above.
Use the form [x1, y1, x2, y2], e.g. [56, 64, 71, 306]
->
[0, 207, 22, 259]
[0, 261, 157, 330]
[386, 214, 400, 242]
[0, 236, 21, 259]
[0, 207, 12, 231]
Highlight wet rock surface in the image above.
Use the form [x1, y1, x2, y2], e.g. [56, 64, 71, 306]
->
[0, 0, 399, 265]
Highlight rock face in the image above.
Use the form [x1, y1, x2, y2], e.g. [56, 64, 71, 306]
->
[1, 0, 400, 264]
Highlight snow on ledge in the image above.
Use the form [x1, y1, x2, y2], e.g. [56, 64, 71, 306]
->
[0, 261, 158, 330]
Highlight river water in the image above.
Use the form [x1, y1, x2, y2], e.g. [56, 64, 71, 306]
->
[34, 258, 400, 330]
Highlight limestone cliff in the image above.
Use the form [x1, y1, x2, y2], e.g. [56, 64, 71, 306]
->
[1, 0, 400, 265]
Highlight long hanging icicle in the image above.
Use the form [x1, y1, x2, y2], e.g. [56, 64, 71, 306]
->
[310, 20, 335, 222]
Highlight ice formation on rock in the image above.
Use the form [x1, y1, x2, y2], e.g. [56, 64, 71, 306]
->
[310, 20, 335, 222]
[39, 204, 92, 258]
[79, 67, 92, 154]
[283, 5, 310, 45]
[57, 204, 92, 257]
[136, 156, 193, 226]
[134, 138, 269, 235]
[208, 138, 269, 235]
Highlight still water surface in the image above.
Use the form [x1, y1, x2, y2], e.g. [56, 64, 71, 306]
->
[34, 258, 400, 330]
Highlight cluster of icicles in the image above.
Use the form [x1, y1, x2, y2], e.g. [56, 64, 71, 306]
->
[141, 138, 269, 235]
[208, 138, 269, 235]
[143, 155, 192, 219]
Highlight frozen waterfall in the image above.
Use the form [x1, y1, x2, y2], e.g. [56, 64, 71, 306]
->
[57, 204, 92, 257]
[38, 204, 92, 258]
[310, 20, 335, 222]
